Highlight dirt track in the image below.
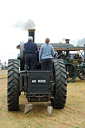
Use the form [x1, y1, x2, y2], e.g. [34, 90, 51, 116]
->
[0, 70, 85, 128]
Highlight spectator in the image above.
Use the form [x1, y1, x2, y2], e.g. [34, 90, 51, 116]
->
[39, 38, 55, 80]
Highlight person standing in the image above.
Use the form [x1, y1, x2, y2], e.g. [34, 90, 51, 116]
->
[39, 38, 55, 79]
[24, 36, 38, 70]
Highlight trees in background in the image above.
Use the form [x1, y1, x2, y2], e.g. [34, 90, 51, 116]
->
[77, 38, 85, 46]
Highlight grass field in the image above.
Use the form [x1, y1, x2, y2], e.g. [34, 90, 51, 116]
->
[0, 70, 85, 128]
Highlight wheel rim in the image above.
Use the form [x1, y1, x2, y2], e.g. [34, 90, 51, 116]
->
[65, 63, 77, 83]
[78, 69, 85, 80]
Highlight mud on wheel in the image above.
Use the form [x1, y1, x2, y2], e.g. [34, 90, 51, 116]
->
[7, 59, 19, 111]
[51, 59, 67, 109]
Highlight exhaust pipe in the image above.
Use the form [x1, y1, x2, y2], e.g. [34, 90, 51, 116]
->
[65, 39, 70, 44]
[28, 29, 35, 42]
[84, 44, 85, 63]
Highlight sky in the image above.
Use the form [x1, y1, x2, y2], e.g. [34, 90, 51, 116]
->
[0, 0, 85, 63]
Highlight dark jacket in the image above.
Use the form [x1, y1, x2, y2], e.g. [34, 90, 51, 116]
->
[24, 41, 38, 54]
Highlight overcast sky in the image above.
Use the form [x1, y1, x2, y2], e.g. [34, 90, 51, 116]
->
[0, 0, 85, 62]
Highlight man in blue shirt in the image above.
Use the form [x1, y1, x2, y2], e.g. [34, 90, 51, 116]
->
[39, 38, 55, 79]
[24, 36, 38, 70]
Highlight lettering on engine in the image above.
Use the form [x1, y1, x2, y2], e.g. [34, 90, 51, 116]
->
[31, 79, 46, 84]
[31, 80, 36, 83]
[38, 80, 46, 83]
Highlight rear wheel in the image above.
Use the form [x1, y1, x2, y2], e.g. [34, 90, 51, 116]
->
[7, 59, 19, 111]
[51, 59, 67, 109]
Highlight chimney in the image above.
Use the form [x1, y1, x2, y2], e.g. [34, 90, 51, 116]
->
[65, 39, 70, 44]
[28, 29, 35, 42]
[84, 44, 85, 63]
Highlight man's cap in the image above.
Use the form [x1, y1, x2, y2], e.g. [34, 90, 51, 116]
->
[28, 36, 33, 41]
